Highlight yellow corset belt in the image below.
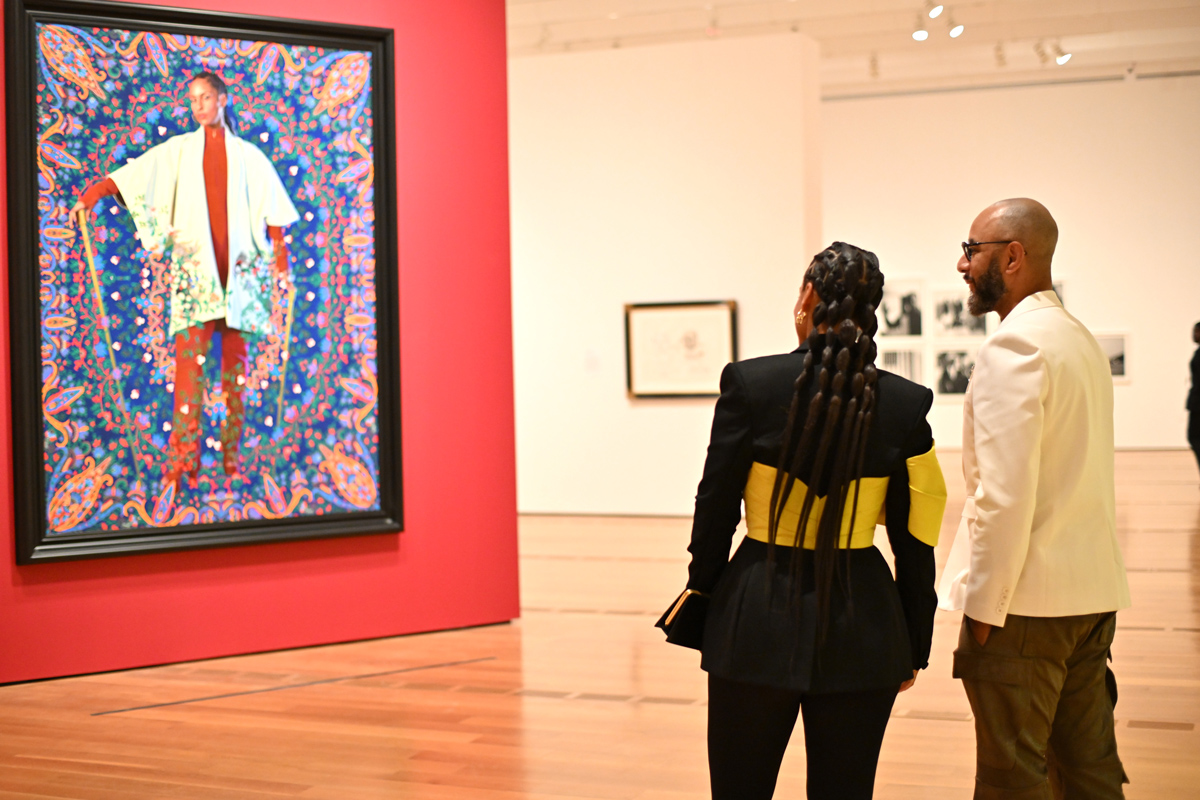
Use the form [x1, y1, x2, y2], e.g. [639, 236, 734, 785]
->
[743, 445, 946, 549]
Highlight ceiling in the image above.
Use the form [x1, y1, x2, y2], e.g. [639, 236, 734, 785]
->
[506, 0, 1200, 97]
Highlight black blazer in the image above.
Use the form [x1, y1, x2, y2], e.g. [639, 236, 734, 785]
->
[1189, 347, 1199, 412]
[685, 346, 941, 694]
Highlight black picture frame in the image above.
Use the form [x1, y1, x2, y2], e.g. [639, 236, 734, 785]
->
[624, 300, 738, 398]
[6, 0, 402, 562]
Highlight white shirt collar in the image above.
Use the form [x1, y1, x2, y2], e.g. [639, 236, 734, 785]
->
[999, 289, 1062, 327]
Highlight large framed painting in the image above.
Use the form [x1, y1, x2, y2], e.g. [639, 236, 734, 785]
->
[6, 0, 401, 562]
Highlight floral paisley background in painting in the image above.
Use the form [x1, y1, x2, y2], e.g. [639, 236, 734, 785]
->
[35, 23, 381, 534]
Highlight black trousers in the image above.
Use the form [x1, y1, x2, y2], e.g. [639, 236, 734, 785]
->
[707, 672, 898, 800]
[1189, 409, 1200, 475]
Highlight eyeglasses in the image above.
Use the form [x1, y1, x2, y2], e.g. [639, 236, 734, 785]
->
[962, 240, 1015, 260]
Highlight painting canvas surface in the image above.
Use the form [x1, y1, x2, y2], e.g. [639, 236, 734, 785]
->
[33, 22, 382, 535]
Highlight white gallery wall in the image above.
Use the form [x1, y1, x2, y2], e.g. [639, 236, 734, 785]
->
[510, 44, 1200, 515]
[509, 34, 822, 515]
[822, 74, 1200, 449]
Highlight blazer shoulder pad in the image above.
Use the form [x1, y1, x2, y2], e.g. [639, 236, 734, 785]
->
[874, 369, 934, 422]
[729, 351, 806, 388]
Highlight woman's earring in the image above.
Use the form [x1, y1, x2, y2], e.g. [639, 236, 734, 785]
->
[796, 311, 807, 325]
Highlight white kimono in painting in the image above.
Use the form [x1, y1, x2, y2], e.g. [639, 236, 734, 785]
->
[109, 127, 299, 336]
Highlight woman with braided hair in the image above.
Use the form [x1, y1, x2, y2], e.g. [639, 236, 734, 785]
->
[670, 242, 947, 799]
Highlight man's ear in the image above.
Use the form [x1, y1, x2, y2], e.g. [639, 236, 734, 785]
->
[1004, 241, 1025, 275]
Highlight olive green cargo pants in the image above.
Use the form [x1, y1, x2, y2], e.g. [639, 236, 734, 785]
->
[953, 612, 1128, 799]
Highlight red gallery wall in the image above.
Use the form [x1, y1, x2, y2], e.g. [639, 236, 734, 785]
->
[0, 0, 518, 683]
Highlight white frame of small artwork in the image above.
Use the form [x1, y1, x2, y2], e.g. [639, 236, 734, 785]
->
[624, 300, 738, 398]
[1094, 332, 1131, 384]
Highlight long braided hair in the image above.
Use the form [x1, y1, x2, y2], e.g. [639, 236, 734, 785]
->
[766, 242, 885, 629]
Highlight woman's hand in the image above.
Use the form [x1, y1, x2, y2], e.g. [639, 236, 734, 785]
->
[899, 669, 918, 692]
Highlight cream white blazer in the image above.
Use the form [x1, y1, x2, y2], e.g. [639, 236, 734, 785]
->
[110, 127, 299, 336]
[938, 290, 1131, 626]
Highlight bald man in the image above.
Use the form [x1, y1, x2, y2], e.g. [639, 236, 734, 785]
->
[939, 199, 1131, 799]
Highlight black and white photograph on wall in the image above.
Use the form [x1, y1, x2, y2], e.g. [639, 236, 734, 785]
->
[879, 349, 924, 385]
[1095, 334, 1129, 382]
[1053, 279, 1066, 308]
[936, 348, 977, 396]
[878, 280, 923, 337]
[932, 289, 987, 337]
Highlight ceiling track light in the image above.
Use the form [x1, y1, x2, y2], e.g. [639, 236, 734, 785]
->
[913, 14, 929, 41]
[705, 5, 721, 38]
[1053, 42, 1072, 65]
[869, 52, 880, 79]
[947, 13, 964, 38]
[925, 0, 944, 18]
[994, 42, 1006, 68]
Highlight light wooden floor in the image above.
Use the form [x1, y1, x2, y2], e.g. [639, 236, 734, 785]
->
[1, 450, 1198, 799]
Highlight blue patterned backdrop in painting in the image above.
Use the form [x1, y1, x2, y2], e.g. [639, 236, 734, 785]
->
[34, 23, 381, 534]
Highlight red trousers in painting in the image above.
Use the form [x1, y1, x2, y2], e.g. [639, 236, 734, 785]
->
[163, 319, 247, 483]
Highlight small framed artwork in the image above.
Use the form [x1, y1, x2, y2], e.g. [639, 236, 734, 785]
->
[7, 0, 401, 562]
[878, 279, 923, 338]
[932, 288, 987, 337]
[879, 348, 924, 385]
[625, 301, 737, 398]
[935, 346, 979, 397]
[1095, 333, 1130, 383]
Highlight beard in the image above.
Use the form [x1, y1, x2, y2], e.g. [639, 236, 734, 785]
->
[967, 254, 1007, 316]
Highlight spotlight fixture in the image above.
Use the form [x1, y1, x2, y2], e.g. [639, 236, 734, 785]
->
[700, 8, 720, 38]
[869, 52, 880, 79]
[1033, 40, 1049, 65]
[994, 42, 1006, 68]
[925, 0, 944, 18]
[1053, 42, 1072, 65]
[948, 14, 964, 38]
[913, 15, 929, 41]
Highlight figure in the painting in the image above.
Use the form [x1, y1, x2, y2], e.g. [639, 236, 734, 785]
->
[71, 71, 299, 488]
